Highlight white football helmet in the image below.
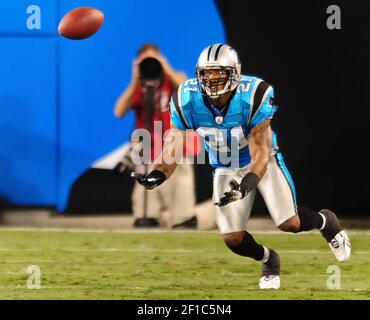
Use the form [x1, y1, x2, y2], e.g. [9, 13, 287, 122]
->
[196, 44, 241, 98]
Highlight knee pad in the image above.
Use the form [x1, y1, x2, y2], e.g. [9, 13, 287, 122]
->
[225, 232, 264, 261]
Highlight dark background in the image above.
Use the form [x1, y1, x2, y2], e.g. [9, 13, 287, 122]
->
[215, 0, 370, 217]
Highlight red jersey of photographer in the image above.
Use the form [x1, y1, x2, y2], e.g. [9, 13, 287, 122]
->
[131, 76, 172, 160]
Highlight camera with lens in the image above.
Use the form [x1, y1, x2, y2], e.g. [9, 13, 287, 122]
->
[139, 57, 164, 90]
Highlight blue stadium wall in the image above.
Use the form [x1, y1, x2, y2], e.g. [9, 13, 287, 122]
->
[0, 0, 225, 211]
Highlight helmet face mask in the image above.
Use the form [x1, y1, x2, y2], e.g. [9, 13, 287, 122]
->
[197, 67, 234, 98]
[196, 44, 241, 99]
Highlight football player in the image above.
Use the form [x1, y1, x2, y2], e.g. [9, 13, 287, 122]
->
[132, 44, 351, 289]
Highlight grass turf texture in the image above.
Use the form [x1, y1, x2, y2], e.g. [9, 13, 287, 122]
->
[0, 229, 369, 300]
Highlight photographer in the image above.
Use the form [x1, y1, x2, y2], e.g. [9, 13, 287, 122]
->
[114, 43, 186, 119]
[114, 44, 196, 228]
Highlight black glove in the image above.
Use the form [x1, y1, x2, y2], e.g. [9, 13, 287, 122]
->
[215, 172, 259, 207]
[131, 170, 166, 190]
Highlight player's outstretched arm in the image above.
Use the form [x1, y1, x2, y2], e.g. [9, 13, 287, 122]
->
[247, 119, 272, 179]
[131, 125, 186, 190]
[152, 125, 186, 179]
[216, 120, 272, 207]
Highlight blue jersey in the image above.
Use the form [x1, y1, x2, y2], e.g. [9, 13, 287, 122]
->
[169, 75, 279, 168]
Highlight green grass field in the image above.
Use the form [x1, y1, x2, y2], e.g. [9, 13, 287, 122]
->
[0, 228, 369, 300]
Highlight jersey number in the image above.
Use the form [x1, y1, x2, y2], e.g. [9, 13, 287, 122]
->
[196, 126, 248, 152]
[183, 79, 198, 94]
